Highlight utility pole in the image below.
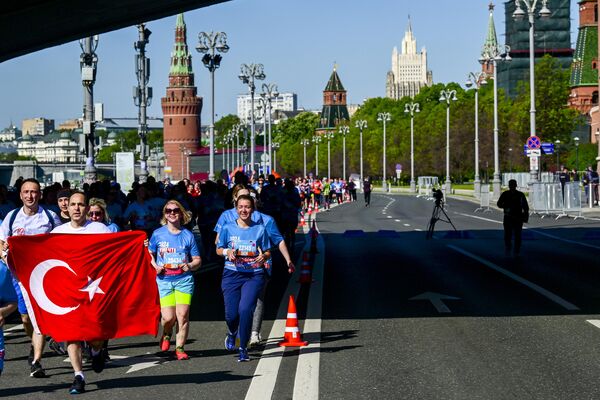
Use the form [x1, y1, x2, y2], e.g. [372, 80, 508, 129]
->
[134, 24, 152, 183]
[80, 36, 99, 183]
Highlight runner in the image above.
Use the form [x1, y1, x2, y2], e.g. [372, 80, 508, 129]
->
[0, 178, 61, 378]
[88, 198, 120, 232]
[216, 194, 272, 362]
[149, 200, 201, 361]
[51, 191, 111, 394]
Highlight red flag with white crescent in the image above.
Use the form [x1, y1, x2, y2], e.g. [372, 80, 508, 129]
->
[8, 231, 159, 342]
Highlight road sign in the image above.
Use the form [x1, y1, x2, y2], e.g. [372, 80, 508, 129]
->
[530, 155, 539, 171]
[523, 143, 554, 155]
[526, 149, 541, 157]
[527, 135, 541, 149]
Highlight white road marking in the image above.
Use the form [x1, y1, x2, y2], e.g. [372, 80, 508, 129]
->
[448, 245, 579, 311]
[3, 324, 24, 337]
[403, 223, 410, 227]
[387, 215, 392, 218]
[394, 219, 401, 222]
[587, 320, 600, 330]
[414, 228, 422, 231]
[409, 292, 459, 313]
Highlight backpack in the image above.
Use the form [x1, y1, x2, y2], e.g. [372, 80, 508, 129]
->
[8, 206, 56, 237]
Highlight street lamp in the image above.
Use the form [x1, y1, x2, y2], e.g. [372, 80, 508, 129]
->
[439, 89, 458, 194]
[262, 83, 278, 173]
[196, 31, 229, 181]
[301, 138, 310, 177]
[134, 24, 152, 183]
[404, 101, 420, 192]
[555, 139, 561, 172]
[465, 72, 487, 195]
[508, 147, 513, 173]
[355, 120, 367, 187]
[179, 144, 186, 179]
[232, 123, 242, 170]
[377, 112, 391, 191]
[325, 131, 335, 179]
[239, 63, 266, 176]
[312, 135, 322, 177]
[272, 142, 280, 172]
[513, 0, 552, 183]
[338, 125, 349, 180]
[574, 136, 580, 172]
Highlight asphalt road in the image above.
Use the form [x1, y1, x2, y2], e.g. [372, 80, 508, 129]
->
[2, 193, 600, 399]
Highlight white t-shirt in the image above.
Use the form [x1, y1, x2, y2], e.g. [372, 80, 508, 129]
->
[0, 207, 61, 241]
[51, 220, 111, 234]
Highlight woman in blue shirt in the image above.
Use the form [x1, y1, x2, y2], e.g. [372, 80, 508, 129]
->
[217, 194, 272, 362]
[149, 200, 201, 361]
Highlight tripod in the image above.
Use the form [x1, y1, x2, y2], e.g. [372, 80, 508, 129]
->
[426, 198, 457, 239]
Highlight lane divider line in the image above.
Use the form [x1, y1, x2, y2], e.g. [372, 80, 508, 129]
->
[447, 244, 579, 311]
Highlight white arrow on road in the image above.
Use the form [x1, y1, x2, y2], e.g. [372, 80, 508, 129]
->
[63, 352, 168, 374]
[409, 292, 460, 313]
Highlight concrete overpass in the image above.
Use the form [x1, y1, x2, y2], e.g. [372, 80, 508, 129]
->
[0, 0, 229, 62]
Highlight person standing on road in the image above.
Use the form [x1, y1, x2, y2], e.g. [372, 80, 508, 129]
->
[363, 177, 372, 207]
[497, 179, 529, 256]
[0, 178, 61, 379]
[0, 249, 18, 377]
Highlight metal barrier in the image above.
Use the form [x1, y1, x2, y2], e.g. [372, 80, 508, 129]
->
[529, 182, 582, 219]
[475, 184, 491, 212]
[502, 172, 556, 188]
[417, 176, 438, 198]
[560, 182, 582, 219]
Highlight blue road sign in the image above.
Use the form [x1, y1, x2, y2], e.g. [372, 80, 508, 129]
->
[527, 136, 541, 149]
[523, 143, 554, 155]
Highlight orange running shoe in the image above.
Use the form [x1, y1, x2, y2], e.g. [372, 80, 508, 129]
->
[175, 347, 189, 360]
[160, 334, 171, 352]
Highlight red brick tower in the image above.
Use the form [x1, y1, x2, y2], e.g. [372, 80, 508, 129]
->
[161, 13, 202, 180]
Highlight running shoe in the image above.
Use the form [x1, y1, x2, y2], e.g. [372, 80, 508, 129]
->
[69, 375, 85, 394]
[160, 334, 171, 352]
[238, 347, 250, 362]
[30, 360, 45, 378]
[224, 332, 236, 352]
[91, 350, 105, 373]
[249, 331, 261, 347]
[175, 347, 189, 360]
[48, 338, 66, 355]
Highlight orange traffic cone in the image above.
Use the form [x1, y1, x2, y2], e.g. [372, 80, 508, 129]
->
[279, 295, 308, 347]
[298, 252, 313, 284]
[307, 205, 312, 215]
[315, 203, 319, 213]
[299, 212, 306, 227]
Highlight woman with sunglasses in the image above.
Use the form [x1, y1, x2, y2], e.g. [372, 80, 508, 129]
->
[88, 198, 119, 232]
[148, 200, 201, 360]
[217, 194, 272, 362]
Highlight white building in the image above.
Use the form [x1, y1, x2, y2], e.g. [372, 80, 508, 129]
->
[17, 131, 80, 163]
[0, 124, 21, 141]
[237, 92, 297, 123]
[386, 18, 432, 100]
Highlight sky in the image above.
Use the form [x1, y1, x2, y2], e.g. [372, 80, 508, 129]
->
[0, 0, 580, 129]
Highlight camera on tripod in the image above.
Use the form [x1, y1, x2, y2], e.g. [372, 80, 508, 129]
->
[432, 189, 444, 205]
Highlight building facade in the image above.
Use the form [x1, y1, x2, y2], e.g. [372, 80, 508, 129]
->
[0, 124, 21, 141]
[22, 117, 54, 136]
[386, 18, 432, 100]
[160, 13, 202, 181]
[237, 92, 297, 123]
[16, 131, 80, 163]
[316, 66, 350, 134]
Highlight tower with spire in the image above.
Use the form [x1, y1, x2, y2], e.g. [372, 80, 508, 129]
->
[161, 13, 203, 180]
[317, 64, 350, 134]
[386, 17, 432, 100]
[481, 3, 499, 77]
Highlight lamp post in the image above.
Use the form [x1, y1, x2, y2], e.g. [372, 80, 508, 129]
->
[574, 136, 580, 173]
[196, 31, 229, 181]
[465, 72, 487, 195]
[404, 102, 420, 192]
[239, 63, 266, 176]
[134, 24, 152, 183]
[355, 120, 367, 187]
[272, 142, 280, 172]
[555, 139, 561, 172]
[508, 147, 513, 173]
[179, 144, 186, 179]
[338, 125, 349, 180]
[256, 97, 267, 175]
[325, 131, 335, 179]
[312, 135, 322, 177]
[513, 0, 552, 183]
[79, 35, 99, 183]
[377, 112, 391, 191]
[301, 138, 310, 178]
[262, 83, 278, 173]
[439, 89, 457, 194]
[220, 138, 225, 170]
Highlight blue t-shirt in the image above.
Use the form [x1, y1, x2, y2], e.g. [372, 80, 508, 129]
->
[149, 225, 201, 281]
[0, 259, 17, 305]
[214, 209, 283, 245]
[217, 221, 271, 273]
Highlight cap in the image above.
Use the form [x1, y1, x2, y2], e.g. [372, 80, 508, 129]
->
[57, 189, 71, 199]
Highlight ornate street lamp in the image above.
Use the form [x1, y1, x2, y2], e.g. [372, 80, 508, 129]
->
[338, 125, 349, 180]
[574, 136, 580, 173]
[513, 0, 552, 183]
[239, 63, 266, 176]
[465, 71, 488, 195]
[272, 142, 280, 172]
[134, 24, 152, 183]
[196, 31, 229, 181]
[377, 112, 391, 191]
[325, 131, 335, 179]
[404, 102, 420, 192]
[440, 89, 458, 194]
[355, 120, 367, 187]
[261, 83, 278, 173]
[301, 138, 310, 178]
[312, 135, 322, 177]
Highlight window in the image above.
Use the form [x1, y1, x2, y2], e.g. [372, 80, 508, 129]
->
[593, 91, 599, 105]
[183, 118, 186, 125]
[169, 118, 172, 126]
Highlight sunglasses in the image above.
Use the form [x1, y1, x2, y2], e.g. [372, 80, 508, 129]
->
[88, 211, 103, 217]
[165, 208, 181, 215]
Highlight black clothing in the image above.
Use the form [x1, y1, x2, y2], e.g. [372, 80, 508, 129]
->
[497, 188, 529, 255]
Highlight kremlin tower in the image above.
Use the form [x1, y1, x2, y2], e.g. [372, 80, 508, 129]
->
[161, 13, 202, 180]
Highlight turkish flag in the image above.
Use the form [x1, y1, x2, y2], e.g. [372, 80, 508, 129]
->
[8, 231, 159, 342]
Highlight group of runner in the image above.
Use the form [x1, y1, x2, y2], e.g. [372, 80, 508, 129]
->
[0, 173, 301, 394]
[294, 176, 358, 212]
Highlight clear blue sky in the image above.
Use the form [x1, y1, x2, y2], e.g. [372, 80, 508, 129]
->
[0, 0, 579, 128]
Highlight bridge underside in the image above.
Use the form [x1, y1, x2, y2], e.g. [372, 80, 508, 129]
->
[0, 0, 229, 62]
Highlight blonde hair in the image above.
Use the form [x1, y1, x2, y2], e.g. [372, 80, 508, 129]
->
[88, 197, 111, 223]
[231, 184, 248, 203]
[160, 199, 192, 226]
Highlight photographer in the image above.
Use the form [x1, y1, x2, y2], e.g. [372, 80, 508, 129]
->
[497, 179, 529, 257]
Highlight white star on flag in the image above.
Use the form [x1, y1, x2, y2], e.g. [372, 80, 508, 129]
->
[79, 276, 105, 301]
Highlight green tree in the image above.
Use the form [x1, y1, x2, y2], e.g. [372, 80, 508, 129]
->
[272, 112, 320, 176]
[214, 114, 241, 146]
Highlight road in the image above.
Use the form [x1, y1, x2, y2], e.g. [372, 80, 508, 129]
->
[2, 193, 600, 399]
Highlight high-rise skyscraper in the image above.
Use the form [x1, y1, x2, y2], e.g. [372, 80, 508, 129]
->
[161, 13, 203, 180]
[386, 18, 432, 100]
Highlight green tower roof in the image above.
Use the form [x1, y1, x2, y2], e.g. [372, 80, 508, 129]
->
[169, 13, 194, 76]
[324, 65, 345, 92]
[481, 3, 499, 60]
